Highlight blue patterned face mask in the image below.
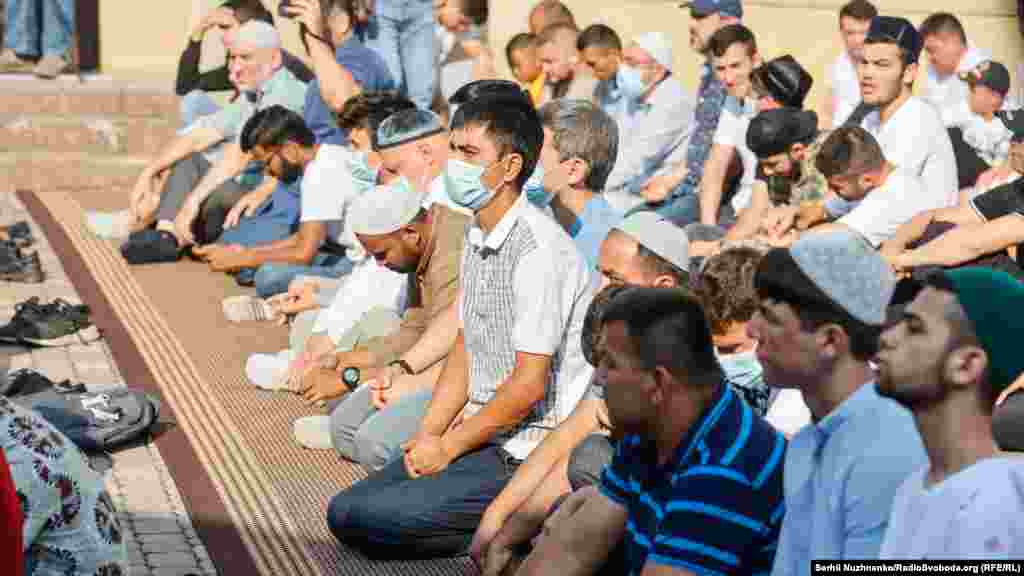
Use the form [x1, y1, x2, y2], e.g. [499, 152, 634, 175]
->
[347, 152, 380, 196]
[523, 164, 554, 208]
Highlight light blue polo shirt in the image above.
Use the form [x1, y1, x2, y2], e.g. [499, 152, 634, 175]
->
[770, 382, 927, 576]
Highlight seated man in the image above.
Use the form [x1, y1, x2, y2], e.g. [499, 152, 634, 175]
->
[769, 126, 953, 248]
[881, 145, 1024, 277]
[877, 268, 1024, 559]
[698, 45, 815, 229]
[472, 213, 691, 569]
[191, 105, 373, 297]
[513, 288, 785, 576]
[327, 91, 595, 559]
[749, 230, 927, 573]
[577, 24, 623, 114]
[600, 32, 694, 213]
[689, 107, 829, 256]
[196, 93, 414, 296]
[536, 22, 599, 106]
[175, 0, 314, 128]
[537, 99, 623, 268]
[291, 177, 471, 468]
[120, 21, 307, 265]
[945, 61, 1015, 190]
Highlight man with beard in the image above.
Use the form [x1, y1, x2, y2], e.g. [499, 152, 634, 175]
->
[875, 268, 1024, 558]
[292, 176, 471, 469]
[747, 230, 926, 574]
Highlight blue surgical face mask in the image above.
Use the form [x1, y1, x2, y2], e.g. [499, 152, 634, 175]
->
[347, 151, 379, 196]
[616, 65, 646, 101]
[523, 164, 554, 208]
[445, 158, 499, 211]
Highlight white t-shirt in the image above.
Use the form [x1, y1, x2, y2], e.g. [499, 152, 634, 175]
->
[838, 166, 953, 247]
[879, 457, 1024, 559]
[712, 95, 758, 211]
[861, 97, 959, 206]
[831, 51, 861, 128]
[946, 100, 1014, 166]
[925, 45, 989, 127]
[300, 144, 363, 257]
[765, 389, 811, 438]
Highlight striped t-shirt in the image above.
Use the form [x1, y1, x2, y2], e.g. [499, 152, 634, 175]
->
[600, 384, 786, 576]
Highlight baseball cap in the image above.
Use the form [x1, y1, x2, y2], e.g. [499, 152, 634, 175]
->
[756, 229, 895, 326]
[746, 107, 819, 159]
[751, 55, 813, 108]
[864, 16, 922, 64]
[613, 212, 690, 272]
[349, 177, 423, 236]
[678, 0, 743, 19]
[942, 268, 1024, 395]
[634, 32, 673, 72]
[962, 60, 1011, 97]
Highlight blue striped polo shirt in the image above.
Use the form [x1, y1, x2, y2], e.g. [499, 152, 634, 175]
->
[600, 383, 786, 576]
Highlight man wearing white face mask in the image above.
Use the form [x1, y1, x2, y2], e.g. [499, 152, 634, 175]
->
[327, 91, 595, 559]
[601, 32, 695, 214]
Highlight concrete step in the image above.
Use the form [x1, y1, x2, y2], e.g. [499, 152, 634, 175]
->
[0, 74, 179, 119]
[0, 114, 178, 156]
[0, 152, 150, 191]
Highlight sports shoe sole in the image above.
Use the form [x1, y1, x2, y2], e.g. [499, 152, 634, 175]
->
[19, 324, 100, 347]
[0, 267, 44, 284]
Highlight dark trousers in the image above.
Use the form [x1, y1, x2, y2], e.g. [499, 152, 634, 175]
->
[155, 152, 253, 245]
[567, 433, 615, 492]
[327, 444, 520, 559]
[948, 127, 992, 189]
[995, 391, 1024, 452]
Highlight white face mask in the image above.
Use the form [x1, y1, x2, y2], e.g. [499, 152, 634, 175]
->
[445, 158, 501, 211]
[616, 65, 647, 100]
[347, 151, 379, 196]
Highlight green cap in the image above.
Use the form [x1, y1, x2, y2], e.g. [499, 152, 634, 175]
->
[943, 267, 1024, 395]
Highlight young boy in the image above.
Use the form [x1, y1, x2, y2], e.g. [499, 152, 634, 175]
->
[693, 246, 811, 436]
[825, 0, 877, 127]
[947, 60, 1015, 190]
[506, 32, 545, 105]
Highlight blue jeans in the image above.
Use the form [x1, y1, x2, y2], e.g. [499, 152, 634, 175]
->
[253, 252, 354, 298]
[362, 0, 436, 109]
[178, 90, 221, 131]
[4, 0, 75, 58]
[330, 385, 433, 471]
[327, 444, 520, 559]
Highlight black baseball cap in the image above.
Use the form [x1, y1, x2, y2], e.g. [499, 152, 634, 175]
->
[996, 108, 1024, 142]
[746, 108, 819, 158]
[865, 16, 923, 64]
[962, 60, 1011, 97]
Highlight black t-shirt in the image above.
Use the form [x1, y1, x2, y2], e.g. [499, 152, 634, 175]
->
[969, 178, 1024, 268]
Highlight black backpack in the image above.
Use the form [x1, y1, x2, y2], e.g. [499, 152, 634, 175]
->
[2, 370, 161, 452]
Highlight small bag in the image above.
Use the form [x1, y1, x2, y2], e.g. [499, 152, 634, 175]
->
[4, 370, 161, 452]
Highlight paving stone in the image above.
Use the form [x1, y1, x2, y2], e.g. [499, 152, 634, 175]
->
[133, 518, 184, 535]
[30, 348, 74, 382]
[146, 552, 198, 568]
[152, 567, 202, 576]
[128, 564, 150, 576]
[138, 534, 192, 553]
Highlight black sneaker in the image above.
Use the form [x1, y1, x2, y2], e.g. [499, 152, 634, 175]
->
[0, 251, 44, 283]
[120, 229, 180, 265]
[3, 299, 98, 347]
[0, 297, 51, 343]
[1, 368, 84, 397]
[2, 221, 34, 248]
[0, 240, 22, 263]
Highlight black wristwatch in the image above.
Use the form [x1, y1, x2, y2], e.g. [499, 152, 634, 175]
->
[341, 366, 360, 389]
[388, 359, 414, 375]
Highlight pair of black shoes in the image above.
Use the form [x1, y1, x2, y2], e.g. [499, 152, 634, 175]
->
[0, 297, 99, 347]
[120, 228, 181, 265]
[0, 221, 42, 283]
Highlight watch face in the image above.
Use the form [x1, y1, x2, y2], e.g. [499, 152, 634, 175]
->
[342, 367, 360, 386]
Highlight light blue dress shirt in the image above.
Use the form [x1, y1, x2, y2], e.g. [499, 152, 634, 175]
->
[770, 382, 927, 576]
[568, 195, 623, 270]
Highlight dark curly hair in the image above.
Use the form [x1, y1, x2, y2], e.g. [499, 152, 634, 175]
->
[693, 247, 764, 336]
[581, 284, 635, 367]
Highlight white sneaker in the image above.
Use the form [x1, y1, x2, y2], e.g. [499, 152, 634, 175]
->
[293, 415, 333, 450]
[245, 349, 294, 391]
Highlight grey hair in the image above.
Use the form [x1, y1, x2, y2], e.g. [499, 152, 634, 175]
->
[538, 99, 619, 191]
